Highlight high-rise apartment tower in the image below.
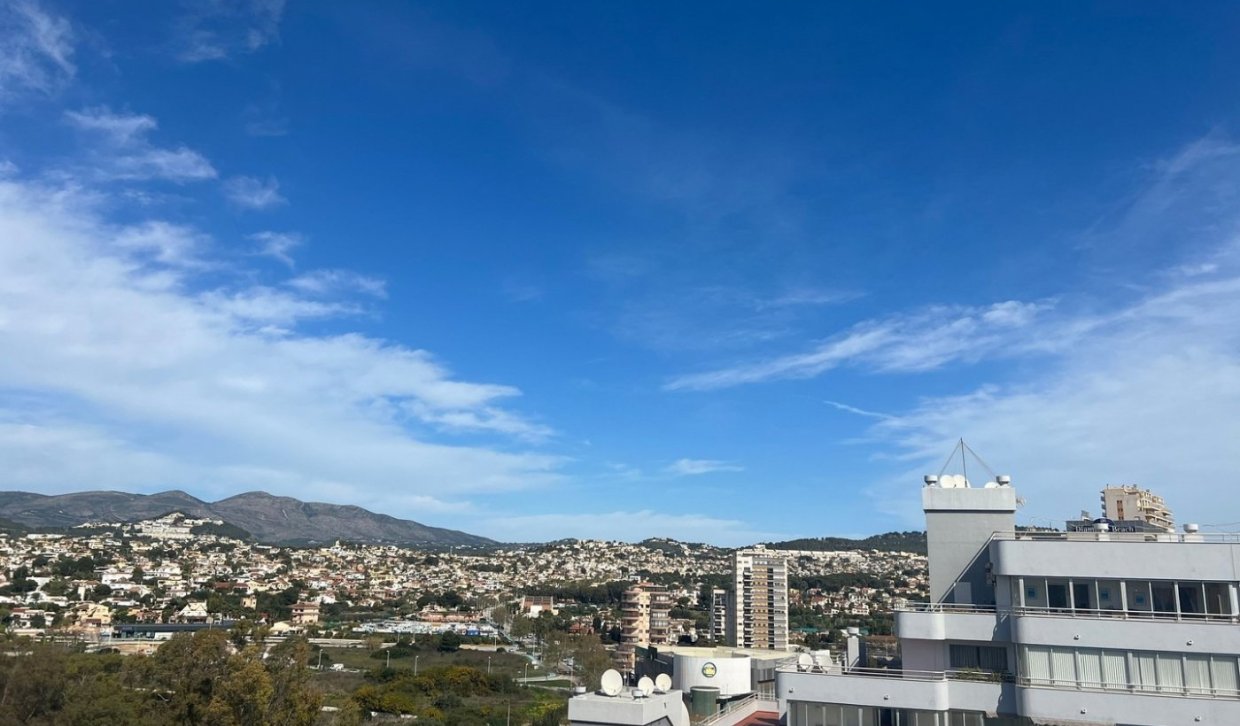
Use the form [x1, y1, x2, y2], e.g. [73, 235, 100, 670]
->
[730, 546, 789, 650]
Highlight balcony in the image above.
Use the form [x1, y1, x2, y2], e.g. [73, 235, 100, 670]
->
[896, 603, 1009, 642]
[776, 663, 1010, 714]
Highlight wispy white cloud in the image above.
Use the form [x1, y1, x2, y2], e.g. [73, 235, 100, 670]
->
[664, 458, 744, 476]
[250, 231, 301, 267]
[288, 269, 387, 298]
[224, 175, 285, 209]
[666, 299, 1054, 390]
[0, 174, 560, 510]
[175, 0, 286, 63]
[64, 107, 216, 182]
[0, 0, 74, 100]
[850, 135, 1240, 528]
[824, 400, 891, 421]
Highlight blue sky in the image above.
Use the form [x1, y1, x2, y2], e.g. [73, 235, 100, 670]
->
[3, 1, 1240, 545]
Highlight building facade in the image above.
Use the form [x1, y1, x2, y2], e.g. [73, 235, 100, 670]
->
[776, 473, 1240, 726]
[709, 587, 730, 643]
[731, 547, 789, 651]
[616, 583, 673, 674]
[1102, 485, 1174, 532]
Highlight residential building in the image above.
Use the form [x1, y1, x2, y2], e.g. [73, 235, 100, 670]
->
[709, 587, 730, 643]
[616, 583, 673, 674]
[291, 600, 320, 625]
[1102, 485, 1174, 532]
[777, 471, 1240, 726]
[731, 547, 788, 651]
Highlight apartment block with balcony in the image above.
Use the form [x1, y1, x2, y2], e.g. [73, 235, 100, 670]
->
[776, 472, 1240, 726]
[732, 547, 789, 651]
[1102, 485, 1174, 533]
[616, 583, 673, 675]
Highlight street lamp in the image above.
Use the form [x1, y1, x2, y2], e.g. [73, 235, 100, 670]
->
[414, 655, 419, 676]
[488, 655, 492, 675]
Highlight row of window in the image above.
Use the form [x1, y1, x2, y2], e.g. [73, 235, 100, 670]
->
[786, 702, 1031, 726]
[1014, 577, 1234, 617]
[1020, 645, 1240, 697]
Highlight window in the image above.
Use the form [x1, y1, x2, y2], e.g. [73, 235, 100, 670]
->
[1179, 583, 1205, 616]
[1126, 581, 1152, 612]
[1072, 581, 1093, 610]
[1047, 580, 1069, 610]
[1096, 580, 1122, 610]
[950, 644, 1007, 674]
[1151, 582, 1176, 615]
[1205, 582, 1231, 615]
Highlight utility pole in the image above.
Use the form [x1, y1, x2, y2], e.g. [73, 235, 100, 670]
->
[386, 647, 390, 669]
[414, 655, 419, 676]
[488, 655, 492, 675]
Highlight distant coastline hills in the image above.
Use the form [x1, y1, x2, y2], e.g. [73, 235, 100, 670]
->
[0, 490, 494, 548]
[0, 489, 928, 553]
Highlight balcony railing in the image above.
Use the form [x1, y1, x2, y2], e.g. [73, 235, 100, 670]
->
[897, 602, 1240, 623]
[775, 662, 1012, 684]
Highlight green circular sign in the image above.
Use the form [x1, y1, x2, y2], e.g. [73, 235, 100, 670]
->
[701, 662, 717, 678]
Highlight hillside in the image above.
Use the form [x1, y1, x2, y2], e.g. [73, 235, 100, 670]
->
[765, 531, 927, 555]
[0, 490, 494, 548]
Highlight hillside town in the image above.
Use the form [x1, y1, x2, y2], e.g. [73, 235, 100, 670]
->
[0, 512, 926, 648]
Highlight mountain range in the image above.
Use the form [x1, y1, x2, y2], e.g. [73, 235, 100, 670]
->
[0, 490, 494, 548]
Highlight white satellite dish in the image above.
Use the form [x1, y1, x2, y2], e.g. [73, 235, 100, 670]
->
[797, 653, 813, 672]
[637, 676, 655, 696]
[655, 673, 672, 692]
[600, 669, 624, 697]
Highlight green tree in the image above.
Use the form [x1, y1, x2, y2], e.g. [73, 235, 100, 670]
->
[438, 630, 462, 652]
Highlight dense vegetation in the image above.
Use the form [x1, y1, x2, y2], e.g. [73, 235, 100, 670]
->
[766, 531, 927, 555]
[0, 631, 324, 725]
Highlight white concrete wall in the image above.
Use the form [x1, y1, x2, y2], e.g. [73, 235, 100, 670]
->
[896, 610, 1011, 643]
[992, 540, 1240, 581]
[1017, 684, 1240, 726]
[1011, 612, 1240, 653]
[673, 654, 751, 697]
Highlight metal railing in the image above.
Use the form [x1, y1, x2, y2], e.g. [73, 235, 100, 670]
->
[896, 602, 1240, 624]
[1018, 677, 1240, 701]
[774, 663, 1012, 684]
[993, 531, 1240, 544]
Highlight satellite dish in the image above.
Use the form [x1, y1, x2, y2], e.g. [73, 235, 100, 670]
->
[637, 676, 655, 696]
[655, 673, 672, 692]
[797, 653, 813, 672]
[600, 669, 623, 697]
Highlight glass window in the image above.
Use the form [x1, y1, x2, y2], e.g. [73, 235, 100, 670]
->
[1204, 583, 1231, 616]
[1051, 648, 1077, 686]
[1126, 581, 1152, 613]
[1179, 583, 1205, 616]
[1077, 649, 1102, 687]
[1151, 582, 1176, 616]
[1022, 645, 1051, 685]
[1185, 655, 1211, 694]
[1072, 581, 1093, 611]
[1096, 580, 1122, 611]
[1211, 657, 1239, 696]
[1098, 651, 1126, 689]
[1156, 653, 1184, 692]
[1047, 580, 1069, 610]
[1134, 652, 1158, 692]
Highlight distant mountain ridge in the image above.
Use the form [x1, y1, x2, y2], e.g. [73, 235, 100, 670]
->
[0, 490, 494, 548]
[764, 531, 928, 555]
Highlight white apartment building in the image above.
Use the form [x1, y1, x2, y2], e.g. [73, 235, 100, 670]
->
[776, 473, 1240, 726]
[732, 547, 789, 651]
[709, 587, 730, 643]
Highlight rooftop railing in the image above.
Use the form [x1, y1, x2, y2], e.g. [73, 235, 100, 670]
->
[896, 602, 1240, 623]
[993, 531, 1240, 544]
[774, 662, 1012, 684]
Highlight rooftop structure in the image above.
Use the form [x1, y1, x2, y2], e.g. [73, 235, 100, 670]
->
[776, 466, 1240, 726]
